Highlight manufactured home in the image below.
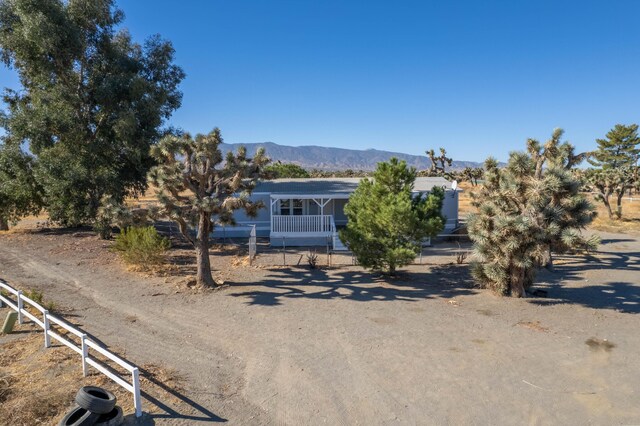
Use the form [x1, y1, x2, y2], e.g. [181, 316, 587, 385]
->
[212, 177, 460, 250]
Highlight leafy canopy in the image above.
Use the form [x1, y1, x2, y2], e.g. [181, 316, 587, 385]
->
[339, 158, 445, 274]
[0, 0, 184, 226]
[264, 162, 310, 179]
[0, 141, 42, 229]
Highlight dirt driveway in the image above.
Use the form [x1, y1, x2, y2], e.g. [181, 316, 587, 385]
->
[0, 229, 639, 425]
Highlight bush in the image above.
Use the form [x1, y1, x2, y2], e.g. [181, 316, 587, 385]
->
[22, 289, 56, 312]
[113, 226, 170, 268]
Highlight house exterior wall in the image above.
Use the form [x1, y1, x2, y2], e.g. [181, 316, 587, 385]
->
[211, 193, 271, 238]
[210, 190, 459, 241]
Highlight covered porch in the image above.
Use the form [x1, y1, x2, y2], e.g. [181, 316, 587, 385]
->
[269, 194, 349, 249]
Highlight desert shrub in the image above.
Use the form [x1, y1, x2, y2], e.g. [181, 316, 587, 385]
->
[22, 289, 56, 312]
[306, 251, 318, 269]
[113, 226, 170, 267]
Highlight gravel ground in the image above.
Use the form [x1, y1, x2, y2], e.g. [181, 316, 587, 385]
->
[0, 228, 639, 425]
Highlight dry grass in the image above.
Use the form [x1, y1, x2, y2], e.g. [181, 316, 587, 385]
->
[457, 182, 476, 218]
[590, 196, 640, 233]
[0, 323, 184, 425]
[459, 182, 640, 234]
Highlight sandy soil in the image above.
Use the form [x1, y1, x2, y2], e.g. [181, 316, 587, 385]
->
[0, 228, 639, 425]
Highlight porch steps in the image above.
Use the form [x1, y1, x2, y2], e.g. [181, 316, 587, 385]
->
[332, 233, 348, 251]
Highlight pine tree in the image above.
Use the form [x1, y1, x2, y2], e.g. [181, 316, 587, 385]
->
[339, 158, 445, 275]
[468, 129, 597, 297]
[589, 124, 640, 169]
[148, 129, 269, 287]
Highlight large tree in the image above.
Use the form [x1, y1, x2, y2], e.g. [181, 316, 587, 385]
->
[468, 129, 597, 297]
[148, 129, 269, 287]
[339, 158, 445, 275]
[589, 124, 640, 169]
[0, 0, 184, 226]
[0, 140, 42, 230]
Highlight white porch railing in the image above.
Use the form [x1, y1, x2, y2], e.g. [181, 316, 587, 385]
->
[272, 215, 332, 234]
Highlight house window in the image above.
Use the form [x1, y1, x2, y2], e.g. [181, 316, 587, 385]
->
[279, 199, 305, 215]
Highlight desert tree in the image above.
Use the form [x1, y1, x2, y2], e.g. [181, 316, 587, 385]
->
[588, 124, 640, 169]
[148, 129, 269, 287]
[339, 158, 445, 275]
[0, 140, 43, 230]
[586, 124, 640, 218]
[460, 166, 483, 186]
[264, 162, 310, 178]
[584, 167, 635, 219]
[425, 147, 453, 177]
[0, 0, 184, 226]
[468, 129, 597, 297]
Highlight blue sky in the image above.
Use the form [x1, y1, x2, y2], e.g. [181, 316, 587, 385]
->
[2, 1, 640, 162]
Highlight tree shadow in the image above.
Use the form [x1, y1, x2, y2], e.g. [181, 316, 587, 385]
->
[228, 264, 477, 306]
[135, 364, 228, 424]
[530, 248, 640, 313]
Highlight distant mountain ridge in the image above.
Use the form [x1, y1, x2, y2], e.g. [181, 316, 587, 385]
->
[219, 141, 481, 171]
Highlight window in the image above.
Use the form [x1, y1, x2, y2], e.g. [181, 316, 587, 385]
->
[279, 199, 305, 215]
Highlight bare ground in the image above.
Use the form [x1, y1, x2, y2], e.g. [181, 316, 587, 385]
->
[0, 228, 639, 425]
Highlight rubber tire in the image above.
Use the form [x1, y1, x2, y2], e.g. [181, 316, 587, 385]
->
[75, 386, 117, 415]
[58, 405, 100, 426]
[95, 405, 124, 426]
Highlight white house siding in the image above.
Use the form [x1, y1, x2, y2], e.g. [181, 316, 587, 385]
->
[209, 178, 460, 243]
[211, 193, 271, 238]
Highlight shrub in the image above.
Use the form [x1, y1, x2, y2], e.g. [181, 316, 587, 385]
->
[113, 226, 170, 268]
[21, 289, 56, 312]
[306, 251, 318, 269]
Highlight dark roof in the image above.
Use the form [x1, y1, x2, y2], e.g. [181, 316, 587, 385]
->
[254, 177, 453, 195]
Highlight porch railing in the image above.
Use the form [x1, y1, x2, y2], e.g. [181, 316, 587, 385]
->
[271, 215, 332, 234]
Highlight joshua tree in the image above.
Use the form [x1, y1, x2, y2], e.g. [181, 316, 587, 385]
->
[468, 129, 598, 297]
[149, 129, 269, 286]
[426, 148, 453, 177]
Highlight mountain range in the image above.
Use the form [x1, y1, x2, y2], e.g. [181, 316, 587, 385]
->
[219, 142, 481, 171]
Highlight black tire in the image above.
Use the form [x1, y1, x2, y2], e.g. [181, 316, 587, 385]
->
[95, 405, 124, 426]
[58, 405, 100, 426]
[75, 386, 117, 415]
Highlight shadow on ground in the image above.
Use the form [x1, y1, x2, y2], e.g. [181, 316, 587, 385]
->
[532, 248, 640, 313]
[228, 264, 477, 306]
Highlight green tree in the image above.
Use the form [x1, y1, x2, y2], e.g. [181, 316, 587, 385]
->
[0, 0, 184, 226]
[148, 129, 269, 287]
[264, 162, 310, 178]
[0, 141, 42, 230]
[586, 124, 640, 218]
[589, 124, 640, 169]
[468, 129, 597, 297]
[339, 158, 445, 275]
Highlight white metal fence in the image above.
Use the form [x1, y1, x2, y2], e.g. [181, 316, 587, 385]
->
[0, 278, 142, 418]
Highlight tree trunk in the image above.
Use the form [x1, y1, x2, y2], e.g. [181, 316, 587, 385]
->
[195, 213, 216, 287]
[602, 196, 614, 219]
[615, 192, 624, 219]
[509, 266, 526, 298]
[0, 217, 8, 231]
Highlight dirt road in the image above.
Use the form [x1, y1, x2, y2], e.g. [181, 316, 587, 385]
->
[1, 229, 639, 425]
